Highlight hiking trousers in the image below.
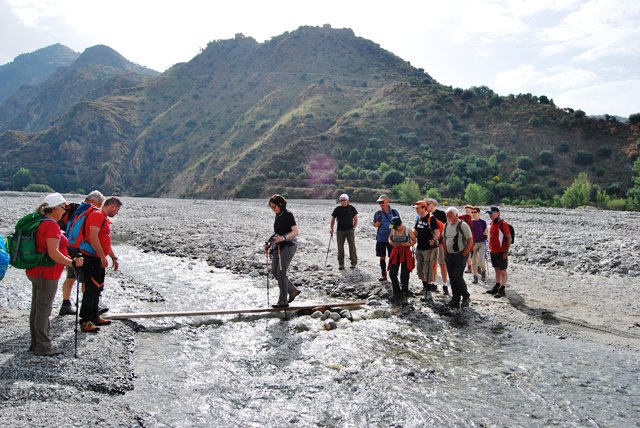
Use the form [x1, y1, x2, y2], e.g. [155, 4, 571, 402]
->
[471, 242, 487, 274]
[80, 254, 105, 323]
[272, 244, 298, 304]
[415, 248, 437, 282]
[389, 262, 409, 294]
[445, 252, 470, 304]
[27, 276, 58, 353]
[336, 229, 357, 267]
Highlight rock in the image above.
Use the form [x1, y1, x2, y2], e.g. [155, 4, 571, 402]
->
[310, 311, 323, 319]
[370, 308, 388, 319]
[322, 320, 337, 330]
[517, 248, 528, 256]
[328, 312, 341, 321]
[295, 323, 310, 332]
[339, 310, 352, 320]
[321, 310, 331, 321]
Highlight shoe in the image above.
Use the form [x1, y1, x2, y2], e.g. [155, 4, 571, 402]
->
[430, 283, 439, 292]
[481, 269, 486, 282]
[34, 347, 63, 357]
[288, 289, 301, 303]
[402, 289, 415, 297]
[449, 300, 461, 309]
[94, 317, 112, 326]
[472, 275, 478, 284]
[494, 285, 506, 298]
[81, 321, 100, 333]
[338, 266, 345, 270]
[98, 307, 109, 314]
[350, 265, 357, 269]
[58, 303, 76, 316]
[442, 285, 449, 296]
[486, 284, 500, 294]
[379, 276, 388, 282]
[272, 302, 289, 308]
[461, 296, 471, 308]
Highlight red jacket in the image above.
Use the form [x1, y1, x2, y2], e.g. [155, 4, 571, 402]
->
[387, 246, 415, 272]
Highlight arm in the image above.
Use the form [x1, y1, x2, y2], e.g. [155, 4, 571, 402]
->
[405, 230, 416, 247]
[46, 238, 83, 267]
[108, 248, 119, 271]
[87, 224, 108, 267]
[372, 211, 381, 228]
[330, 217, 336, 234]
[462, 236, 474, 257]
[276, 225, 299, 243]
[352, 214, 358, 229]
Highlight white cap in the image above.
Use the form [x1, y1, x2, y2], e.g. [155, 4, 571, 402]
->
[42, 192, 66, 207]
[339, 194, 349, 201]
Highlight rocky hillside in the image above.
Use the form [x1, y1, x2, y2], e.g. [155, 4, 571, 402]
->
[0, 26, 637, 202]
[0, 44, 79, 102]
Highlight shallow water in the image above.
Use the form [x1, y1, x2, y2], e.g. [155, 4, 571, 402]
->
[113, 246, 640, 427]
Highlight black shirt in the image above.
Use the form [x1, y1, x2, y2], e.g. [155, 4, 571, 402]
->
[432, 209, 446, 224]
[274, 210, 296, 245]
[331, 204, 358, 231]
[415, 214, 439, 250]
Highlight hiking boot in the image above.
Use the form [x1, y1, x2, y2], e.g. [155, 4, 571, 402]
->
[481, 269, 486, 282]
[461, 296, 471, 308]
[402, 288, 414, 297]
[494, 285, 506, 298]
[98, 306, 109, 315]
[338, 265, 345, 270]
[350, 264, 357, 269]
[94, 317, 112, 326]
[449, 300, 461, 309]
[58, 303, 76, 316]
[288, 288, 301, 303]
[34, 347, 63, 357]
[81, 321, 100, 333]
[472, 275, 478, 284]
[272, 302, 289, 308]
[486, 284, 500, 294]
[430, 283, 439, 293]
[442, 285, 450, 296]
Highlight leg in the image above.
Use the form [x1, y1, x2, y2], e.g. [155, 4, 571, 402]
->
[346, 230, 357, 266]
[389, 263, 401, 298]
[336, 230, 346, 268]
[80, 255, 104, 324]
[400, 262, 410, 291]
[276, 244, 298, 303]
[29, 277, 59, 353]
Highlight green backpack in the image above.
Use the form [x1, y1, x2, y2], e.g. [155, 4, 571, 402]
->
[6, 212, 56, 269]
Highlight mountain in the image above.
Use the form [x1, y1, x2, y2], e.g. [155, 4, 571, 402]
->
[0, 26, 637, 203]
[0, 44, 79, 102]
[0, 45, 158, 132]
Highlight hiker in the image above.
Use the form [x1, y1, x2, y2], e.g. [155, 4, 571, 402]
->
[265, 194, 300, 308]
[387, 216, 416, 303]
[78, 196, 122, 333]
[470, 206, 488, 284]
[58, 190, 105, 316]
[462, 205, 474, 273]
[26, 193, 84, 356]
[443, 207, 473, 309]
[424, 198, 448, 292]
[372, 194, 399, 281]
[330, 193, 358, 270]
[485, 206, 512, 298]
[412, 200, 441, 301]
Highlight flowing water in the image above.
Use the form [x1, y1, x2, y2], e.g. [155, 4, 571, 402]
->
[111, 246, 639, 427]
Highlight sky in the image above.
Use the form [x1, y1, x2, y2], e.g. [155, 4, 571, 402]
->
[1, 0, 638, 117]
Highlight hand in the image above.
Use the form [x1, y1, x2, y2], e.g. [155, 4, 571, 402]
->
[100, 257, 108, 268]
[277, 235, 286, 243]
[329, 229, 334, 235]
[112, 257, 120, 271]
[502, 252, 508, 259]
[73, 257, 84, 268]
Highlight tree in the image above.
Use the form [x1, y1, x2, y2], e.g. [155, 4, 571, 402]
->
[561, 172, 591, 208]
[383, 169, 405, 186]
[424, 187, 442, 201]
[574, 150, 594, 166]
[539, 149, 554, 165]
[629, 113, 640, 125]
[23, 183, 54, 193]
[516, 156, 534, 170]
[394, 179, 421, 205]
[447, 176, 464, 197]
[627, 158, 640, 209]
[12, 168, 33, 190]
[464, 183, 491, 205]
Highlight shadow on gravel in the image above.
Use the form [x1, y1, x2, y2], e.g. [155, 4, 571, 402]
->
[503, 289, 559, 325]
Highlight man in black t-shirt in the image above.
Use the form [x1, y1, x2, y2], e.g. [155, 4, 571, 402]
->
[412, 200, 440, 300]
[425, 197, 449, 294]
[330, 193, 359, 269]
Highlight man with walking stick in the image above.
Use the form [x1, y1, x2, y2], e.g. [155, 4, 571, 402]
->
[330, 194, 358, 270]
[412, 200, 440, 302]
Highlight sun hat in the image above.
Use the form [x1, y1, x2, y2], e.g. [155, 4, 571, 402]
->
[42, 192, 66, 207]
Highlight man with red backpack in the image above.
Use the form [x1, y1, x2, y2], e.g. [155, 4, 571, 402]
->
[58, 190, 105, 316]
[485, 206, 512, 298]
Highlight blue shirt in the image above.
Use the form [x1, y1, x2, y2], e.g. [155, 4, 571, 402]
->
[373, 207, 399, 242]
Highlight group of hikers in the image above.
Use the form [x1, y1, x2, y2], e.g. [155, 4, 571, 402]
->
[15, 191, 121, 356]
[265, 193, 512, 310]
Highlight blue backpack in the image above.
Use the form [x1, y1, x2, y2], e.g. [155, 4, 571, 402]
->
[0, 234, 9, 281]
[65, 202, 97, 248]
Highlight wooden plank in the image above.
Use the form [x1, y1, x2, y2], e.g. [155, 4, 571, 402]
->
[103, 301, 367, 320]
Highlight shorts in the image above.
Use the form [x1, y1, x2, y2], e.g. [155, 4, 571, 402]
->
[437, 244, 446, 264]
[375, 242, 392, 258]
[491, 252, 509, 270]
[65, 247, 82, 280]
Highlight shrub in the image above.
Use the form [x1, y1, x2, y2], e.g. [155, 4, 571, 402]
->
[515, 156, 534, 170]
[383, 169, 406, 186]
[629, 113, 640, 125]
[23, 183, 54, 193]
[424, 187, 442, 201]
[539, 149, 554, 165]
[464, 183, 491, 205]
[558, 142, 570, 153]
[596, 146, 612, 158]
[561, 172, 591, 208]
[278, 170, 288, 179]
[348, 148, 361, 162]
[268, 171, 278, 179]
[574, 150, 594, 166]
[12, 168, 33, 190]
[394, 179, 422, 205]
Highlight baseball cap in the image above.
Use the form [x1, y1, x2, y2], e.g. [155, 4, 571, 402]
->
[42, 192, 67, 207]
[485, 206, 500, 214]
[390, 216, 402, 228]
[376, 194, 388, 202]
[412, 200, 427, 208]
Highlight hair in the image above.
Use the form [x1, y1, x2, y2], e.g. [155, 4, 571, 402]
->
[85, 190, 105, 205]
[464, 204, 473, 209]
[445, 207, 459, 216]
[103, 196, 122, 207]
[424, 197, 438, 206]
[36, 203, 63, 216]
[268, 194, 287, 210]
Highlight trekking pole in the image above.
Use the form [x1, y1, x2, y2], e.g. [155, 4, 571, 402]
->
[324, 232, 333, 268]
[73, 266, 80, 359]
[264, 247, 270, 307]
[422, 246, 432, 302]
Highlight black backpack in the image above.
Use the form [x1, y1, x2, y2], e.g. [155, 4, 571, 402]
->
[501, 220, 515, 244]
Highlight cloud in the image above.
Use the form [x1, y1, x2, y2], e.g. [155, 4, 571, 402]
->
[554, 80, 640, 116]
